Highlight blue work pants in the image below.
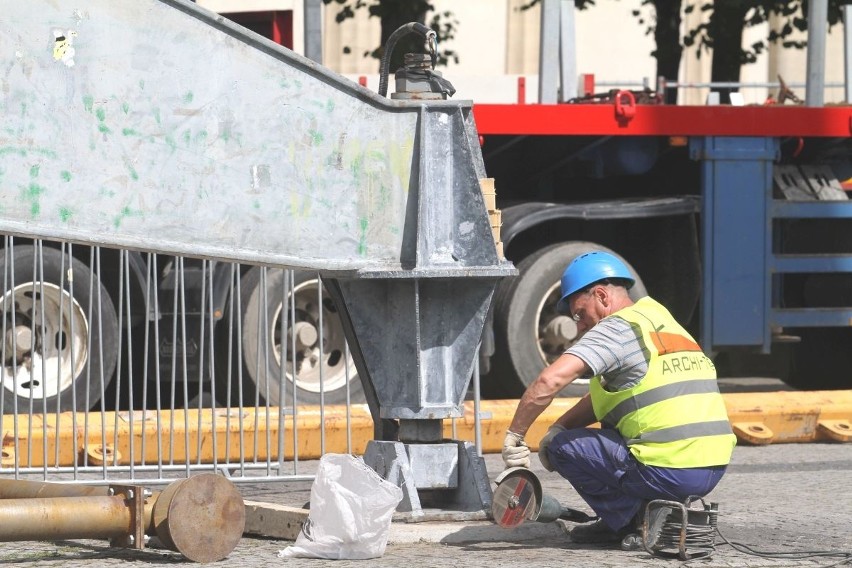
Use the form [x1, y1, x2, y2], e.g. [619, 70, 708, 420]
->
[548, 427, 726, 532]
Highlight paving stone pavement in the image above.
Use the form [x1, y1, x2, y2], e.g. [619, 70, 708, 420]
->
[1, 442, 850, 567]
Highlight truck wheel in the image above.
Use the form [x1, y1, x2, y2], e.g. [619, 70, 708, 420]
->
[0, 245, 119, 412]
[219, 267, 363, 406]
[484, 242, 646, 398]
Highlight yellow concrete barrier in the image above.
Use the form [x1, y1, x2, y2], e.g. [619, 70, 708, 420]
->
[1, 391, 850, 468]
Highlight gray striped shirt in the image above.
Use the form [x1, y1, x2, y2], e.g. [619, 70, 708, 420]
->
[566, 316, 648, 391]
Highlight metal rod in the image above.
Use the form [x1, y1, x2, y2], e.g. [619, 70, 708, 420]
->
[558, 0, 577, 101]
[538, 0, 560, 103]
[845, 5, 852, 102]
[806, 0, 828, 106]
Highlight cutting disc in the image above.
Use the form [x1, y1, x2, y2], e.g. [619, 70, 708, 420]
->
[491, 469, 540, 528]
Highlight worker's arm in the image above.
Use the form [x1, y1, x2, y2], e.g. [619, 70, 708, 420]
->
[508, 353, 591, 436]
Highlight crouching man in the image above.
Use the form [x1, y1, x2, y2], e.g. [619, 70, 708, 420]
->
[501, 251, 736, 545]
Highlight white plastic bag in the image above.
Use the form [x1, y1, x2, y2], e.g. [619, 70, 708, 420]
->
[279, 453, 403, 560]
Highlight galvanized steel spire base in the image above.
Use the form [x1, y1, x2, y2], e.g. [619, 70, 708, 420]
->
[0, 0, 516, 512]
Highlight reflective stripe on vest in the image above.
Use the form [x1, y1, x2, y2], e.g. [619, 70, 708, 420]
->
[626, 420, 734, 445]
[600, 378, 723, 428]
[589, 296, 736, 468]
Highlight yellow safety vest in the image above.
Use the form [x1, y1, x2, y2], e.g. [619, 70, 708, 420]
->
[589, 297, 736, 468]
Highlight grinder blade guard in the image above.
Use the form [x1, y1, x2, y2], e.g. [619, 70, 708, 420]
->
[491, 467, 596, 529]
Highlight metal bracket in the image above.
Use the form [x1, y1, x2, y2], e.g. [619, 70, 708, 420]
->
[109, 484, 146, 550]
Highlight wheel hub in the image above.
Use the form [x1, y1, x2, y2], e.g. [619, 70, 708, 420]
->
[1, 282, 89, 400]
[541, 315, 579, 352]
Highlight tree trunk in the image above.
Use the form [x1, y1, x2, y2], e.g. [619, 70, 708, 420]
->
[653, 0, 683, 104]
[708, 0, 750, 103]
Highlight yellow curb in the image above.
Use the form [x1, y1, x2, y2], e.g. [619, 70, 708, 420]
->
[2, 391, 850, 468]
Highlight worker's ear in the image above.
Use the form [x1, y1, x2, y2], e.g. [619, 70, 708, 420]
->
[593, 284, 608, 306]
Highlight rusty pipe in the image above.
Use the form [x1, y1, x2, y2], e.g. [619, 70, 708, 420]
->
[0, 494, 154, 541]
[0, 478, 111, 498]
[0, 474, 244, 563]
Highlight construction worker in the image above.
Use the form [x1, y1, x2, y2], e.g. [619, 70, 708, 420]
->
[501, 251, 736, 545]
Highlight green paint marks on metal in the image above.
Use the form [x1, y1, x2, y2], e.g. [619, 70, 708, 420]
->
[349, 154, 364, 180]
[139, 79, 145, 90]
[326, 99, 335, 113]
[20, 102, 27, 117]
[194, 130, 208, 145]
[25, 182, 44, 199]
[122, 102, 130, 115]
[154, 108, 161, 125]
[0, 147, 26, 158]
[182, 91, 194, 104]
[113, 205, 141, 229]
[183, 129, 191, 146]
[379, 183, 390, 208]
[58, 207, 72, 222]
[253, 200, 261, 209]
[24, 182, 45, 218]
[122, 128, 139, 136]
[165, 134, 176, 152]
[0, 147, 57, 159]
[358, 218, 368, 255]
[60, 171, 71, 182]
[98, 188, 116, 198]
[29, 164, 40, 178]
[82, 95, 94, 113]
[95, 106, 110, 134]
[127, 165, 139, 181]
[316, 197, 332, 208]
[309, 130, 323, 145]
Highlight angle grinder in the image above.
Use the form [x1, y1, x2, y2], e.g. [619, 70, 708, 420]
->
[491, 467, 597, 528]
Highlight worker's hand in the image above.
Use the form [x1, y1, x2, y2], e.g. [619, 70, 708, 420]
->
[538, 424, 567, 472]
[502, 430, 530, 469]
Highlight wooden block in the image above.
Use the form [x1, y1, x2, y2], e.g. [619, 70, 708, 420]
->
[243, 500, 309, 540]
[478, 178, 495, 193]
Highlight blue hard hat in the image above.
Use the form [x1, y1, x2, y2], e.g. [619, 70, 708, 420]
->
[556, 251, 635, 314]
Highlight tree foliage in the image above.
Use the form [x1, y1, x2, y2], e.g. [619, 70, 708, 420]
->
[321, 0, 459, 72]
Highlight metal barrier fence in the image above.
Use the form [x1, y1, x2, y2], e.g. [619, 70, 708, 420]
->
[0, 237, 483, 485]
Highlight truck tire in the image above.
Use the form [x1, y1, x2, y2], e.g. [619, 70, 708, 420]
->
[218, 267, 363, 406]
[0, 245, 119, 412]
[484, 242, 646, 398]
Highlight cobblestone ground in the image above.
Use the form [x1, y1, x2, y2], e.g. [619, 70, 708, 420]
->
[1, 442, 850, 567]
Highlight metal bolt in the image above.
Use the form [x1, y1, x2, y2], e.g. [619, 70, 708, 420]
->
[127, 535, 135, 545]
[108, 488, 115, 496]
[143, 489, 152, 498]
[126, 489, 134, 500]
[508, 495, 520, 509]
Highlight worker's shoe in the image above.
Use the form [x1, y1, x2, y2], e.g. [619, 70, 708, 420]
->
[569, 519, 637, 545]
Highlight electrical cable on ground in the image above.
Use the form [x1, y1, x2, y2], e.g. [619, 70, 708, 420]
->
[712, 528, 852, 567]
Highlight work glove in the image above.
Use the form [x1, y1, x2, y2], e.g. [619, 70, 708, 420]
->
[538, 424, 567, 472]
[501, 430, 530, 469]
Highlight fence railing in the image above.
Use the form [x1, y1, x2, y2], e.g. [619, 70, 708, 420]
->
[0, 237, 482, 485]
